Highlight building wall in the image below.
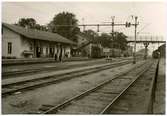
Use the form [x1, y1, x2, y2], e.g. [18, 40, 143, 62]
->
[20, 36, 33, 58]
[2, 26, 72, 59]
[2, 27, 22, 58]
[80, 44, 91, 57]
[80, 43, 103, 58]
[20, 37, 31, 52]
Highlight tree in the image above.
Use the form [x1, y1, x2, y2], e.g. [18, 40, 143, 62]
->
[16, 18, 48, 31]
[48, 12, 80, 42]
[112, 32, 127, 50]
[17, 18, 36, 28]
[35, 24, 48, 31]
[92, 32, 127, 50]
[81, 30, 127, 50]
[83, 30, 98, 38]
[97, 33, 112, 48]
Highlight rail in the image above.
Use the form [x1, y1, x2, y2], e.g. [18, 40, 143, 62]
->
[2, 60, 132, 97]
[43, 61, 151, 114]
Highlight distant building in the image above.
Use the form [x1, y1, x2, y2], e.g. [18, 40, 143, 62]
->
[2, 23, 76, 59]
[123, 46, 133, 57]
[102, 45, 133, 57]
[76, 34, 89, 46]
[73, 34, 102, 57]
[102, 47, 121, 57]
[72, 33, 133, 58]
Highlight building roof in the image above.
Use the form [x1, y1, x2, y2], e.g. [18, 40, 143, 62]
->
[2, 23, 76, 45]
[76, 41, 91, 50]
[75, 33, 102, 50]
[76, 33, 93, 42]
[75, 34, 91, 49]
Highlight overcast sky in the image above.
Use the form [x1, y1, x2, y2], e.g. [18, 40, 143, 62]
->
[2, 1, 166, 52]
[2, 2, 167, 37]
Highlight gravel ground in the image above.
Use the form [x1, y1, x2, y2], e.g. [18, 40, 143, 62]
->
[2, 60, 145, 114]
[153, 58, 165, 114]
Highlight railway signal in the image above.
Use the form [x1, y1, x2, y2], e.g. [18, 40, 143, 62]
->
[125, 22, 131, 27]
[133, 16, 139, 64]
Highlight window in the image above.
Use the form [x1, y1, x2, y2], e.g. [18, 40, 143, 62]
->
[8, 42, 12, 54]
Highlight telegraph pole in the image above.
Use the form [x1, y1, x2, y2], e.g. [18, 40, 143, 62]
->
[53, 16, 139, 61]
[133, 16, 138, 64]
[111, 16, 115, 57]
[111, 16, 115, 38]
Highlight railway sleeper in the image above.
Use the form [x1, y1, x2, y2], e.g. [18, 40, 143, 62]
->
[88, 92, 119, 98]
[70, 101, 103, 109]
[83, 95, 114, 102]
[94, 90, 121, 95]
[57, 103, 102, 114]
[57, 108, 87, 114]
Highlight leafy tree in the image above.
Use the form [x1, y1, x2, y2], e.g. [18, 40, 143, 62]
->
[83, 29, 98, 41]
[81, 30, 127, 50]
[48, 12, 80, 42]
[16, 18, 48, 31]
[17, 18, 36, 28]
[91, 32, 127, 50]
[112, 32, 127, 50]
[97, 33, 112, 48]
[35, 24, 48, 31]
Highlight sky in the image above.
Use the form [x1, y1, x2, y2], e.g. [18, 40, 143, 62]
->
[2, 1, 167, 52]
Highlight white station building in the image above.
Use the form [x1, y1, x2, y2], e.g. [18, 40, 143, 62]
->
[2, 23, 76, 59]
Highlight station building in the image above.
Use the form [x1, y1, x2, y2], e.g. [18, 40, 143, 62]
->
[72, 34, 102, 57]
[2, 23, 76, 59]
[75, 34, 133, 58]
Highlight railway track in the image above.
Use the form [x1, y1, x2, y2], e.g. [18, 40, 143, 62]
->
[102, 60, 159, 114]
[39, 60, 156, 114]
[2, 60, 133, 97]
[2, 58, 132, 78]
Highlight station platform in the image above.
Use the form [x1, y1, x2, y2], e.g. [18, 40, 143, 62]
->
[2, 62, 113, 86]
[2, 57, 131, 74]
[153, 58, 165, 114]
[2, 57, 92, 65]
